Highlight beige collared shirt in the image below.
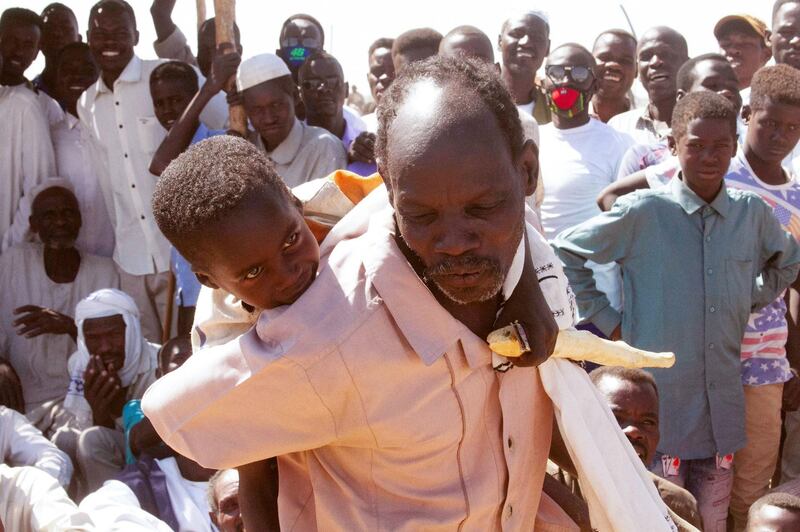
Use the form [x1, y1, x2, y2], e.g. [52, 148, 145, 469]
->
[251, 118, 347, 188]
[144, 206, 554, 531]
[607, 106, 670, 145]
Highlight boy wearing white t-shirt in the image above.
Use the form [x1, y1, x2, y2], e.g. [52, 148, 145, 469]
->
[538, 44, 632, 327]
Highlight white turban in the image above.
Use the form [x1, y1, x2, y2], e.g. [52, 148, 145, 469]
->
[236, 53, 291, 92]
[65, 289, 155, 425]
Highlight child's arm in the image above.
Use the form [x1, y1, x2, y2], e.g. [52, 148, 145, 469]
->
[149, 47, 241, 176]
[784, 288, 800, 412]
[238, 459, 280, 531]
[752, 203, 800, 312]
[597, 170, 650, 212]
[552, 199, 637, 338]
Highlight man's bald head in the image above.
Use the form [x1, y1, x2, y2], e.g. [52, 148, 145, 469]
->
[375, 56, 537, 306]
[546, 43, 597, 68]
[439, 25, 494, 63]
[638, 26, 688, 57]
[637, 26, 689, 104]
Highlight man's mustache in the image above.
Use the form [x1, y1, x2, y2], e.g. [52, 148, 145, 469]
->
[423, 254, 502, 279]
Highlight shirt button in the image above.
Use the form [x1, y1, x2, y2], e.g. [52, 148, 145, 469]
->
[140, 215, 145, 220]
[506, 505, 513, 519]
[507, 437, 513, 450]
[119, 124, 123, 129]
[707, 268, 713, 275]
[709, 343, 715, 349]
[709, 306, 716, 313]
[131, 184, 136, 188]
[124, 153, 128, 158]
[709, 382, 716, 389]
[115, 101, 120, 106]
[706, 236, 711, 242]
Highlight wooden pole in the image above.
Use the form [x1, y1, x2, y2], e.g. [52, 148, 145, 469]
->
[162, 271, 176, 344]
[196, 0, 206, 31]
[214, 0, 247, 136]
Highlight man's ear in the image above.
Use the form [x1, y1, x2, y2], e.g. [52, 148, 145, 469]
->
[741, 104, 752, 124]
[195, 272, 219, 290]
[667, 134, 678, 156]
[133, 29, 140, 47]
[675, 89, 687, 101]
[28, 215, 39, 235]
[520, 139, 539, 197]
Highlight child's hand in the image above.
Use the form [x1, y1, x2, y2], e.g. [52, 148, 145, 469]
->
[493, 235, 558, 367]
[209, 43, 242, 94]
[348, 132, 376, 164]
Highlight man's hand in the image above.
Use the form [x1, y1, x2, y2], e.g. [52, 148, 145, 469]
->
[784, 372, 800, 412]
[84, 356, 124, 428]
[13, 306, 77, 341]
[349, 132, 376, 164]
[207, 44, 241, 94]
[493, 236, 558, 367]
[150, 0, 178, 42]
[0, 362, 24, 413]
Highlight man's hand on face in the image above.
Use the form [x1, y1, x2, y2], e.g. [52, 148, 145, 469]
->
[349, 132, 376, 164]
[13, 305, 77, 341]
[783, 372, 800, 412]
[208, 44, 241, 94]
[493, 236, 558, 367]
[83, 355, 124, 427]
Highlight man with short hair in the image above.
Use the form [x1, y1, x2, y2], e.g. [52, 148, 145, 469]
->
[746, 492, 800, 531]
[237, 52, 346, 187]
[538, 43, 632, 326]
[498, 11, 551, 124]
[0, 181, 118, 438]
[590, 367, 703, 530]
[361, 37, 394, 132]
[590, 29, 637, 123]
[0, 7, 64, 126]
[34, 3, 81, 102]
[79, 0, 216, 341]
[391, 27, 442, 73]
[440, 25, 495, 63]
[277, 13, 325, 82]
[714, 14, 771, 107]
[299, 51, 374, 175]
[207, 469, 242, 532]
[609, 26, 689, 144]
[772, 0, 800, 71]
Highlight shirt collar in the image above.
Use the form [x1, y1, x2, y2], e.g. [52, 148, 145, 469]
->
[266, 118, 303, 165]
[670, 174, 730, 217]
[363, 208, 493, 369]
[96, 55, 142, 95]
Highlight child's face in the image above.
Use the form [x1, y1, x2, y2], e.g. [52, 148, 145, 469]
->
[191, 193, 320, 311]
[745, 98, 800, 164]
[151, 79, 196, 130]
[670, 118, 737, 194]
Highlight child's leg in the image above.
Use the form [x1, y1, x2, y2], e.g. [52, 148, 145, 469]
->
[729, 383, 784, 531]
[685, 457, 734, 532]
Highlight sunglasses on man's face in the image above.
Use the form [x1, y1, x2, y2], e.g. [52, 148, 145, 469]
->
[301, 76, 342, 92]
[282, 37, 321, 48]
[545, 65, 594, 85]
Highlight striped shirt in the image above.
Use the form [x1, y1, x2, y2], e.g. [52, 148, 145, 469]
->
[725, 151, 799, 386]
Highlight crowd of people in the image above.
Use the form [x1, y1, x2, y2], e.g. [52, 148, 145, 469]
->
[3, 0, 800, 530]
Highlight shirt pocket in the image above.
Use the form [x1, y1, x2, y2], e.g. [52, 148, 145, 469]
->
[725, 254, 753, 323]
[136, 116, 166, 155]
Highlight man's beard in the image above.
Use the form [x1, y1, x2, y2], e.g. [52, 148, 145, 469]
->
[416, 214, 524, 306]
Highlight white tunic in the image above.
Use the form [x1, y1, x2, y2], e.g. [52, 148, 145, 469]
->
[0, 244, 119, 409]
[0, 406, 72, 487]
[0, 87, 56, 248]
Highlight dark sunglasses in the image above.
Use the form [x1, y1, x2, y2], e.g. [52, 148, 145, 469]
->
[545, 65, 594, 84]
[282, 37, 321, 48]
[301, 76, 342, 92]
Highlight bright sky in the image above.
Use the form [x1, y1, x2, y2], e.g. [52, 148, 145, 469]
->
[23, 0, 774, 101]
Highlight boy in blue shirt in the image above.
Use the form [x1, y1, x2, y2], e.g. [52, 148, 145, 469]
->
[553, 91, 800, 530]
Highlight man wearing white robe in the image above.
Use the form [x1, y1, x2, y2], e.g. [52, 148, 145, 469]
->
[0, 406, 72, 487]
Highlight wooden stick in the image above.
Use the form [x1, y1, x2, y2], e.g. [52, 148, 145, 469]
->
[213, 0, 247, 135]
[162, 270, 176, 344]
[196, 0, 206, 31]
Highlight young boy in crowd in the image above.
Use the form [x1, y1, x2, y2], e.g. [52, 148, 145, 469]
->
[553, 91, 800, 531]
[745, 492, 800, 531]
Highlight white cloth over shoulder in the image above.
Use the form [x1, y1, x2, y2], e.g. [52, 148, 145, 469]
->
[157, 457, 216, 532]
[0, 406, 73, 487]
[64, 289, 156, 426]
[78, 479, 173, 531]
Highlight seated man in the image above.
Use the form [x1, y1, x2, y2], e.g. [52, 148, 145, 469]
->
[237, 53, 346, 187]
[746, 492, 800, 531]
[0, 180, 119, 437]
[0, 405, 72, 487]
[207, 469, 243, 532]
[58, 289, 159, 492]
[590, 366, 702, 530]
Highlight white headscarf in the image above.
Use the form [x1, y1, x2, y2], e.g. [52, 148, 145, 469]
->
[65, 289, 155, 425]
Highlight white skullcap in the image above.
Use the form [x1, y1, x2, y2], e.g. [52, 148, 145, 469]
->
[30, 177, 75, 202]
[236, 53, 292, 92]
